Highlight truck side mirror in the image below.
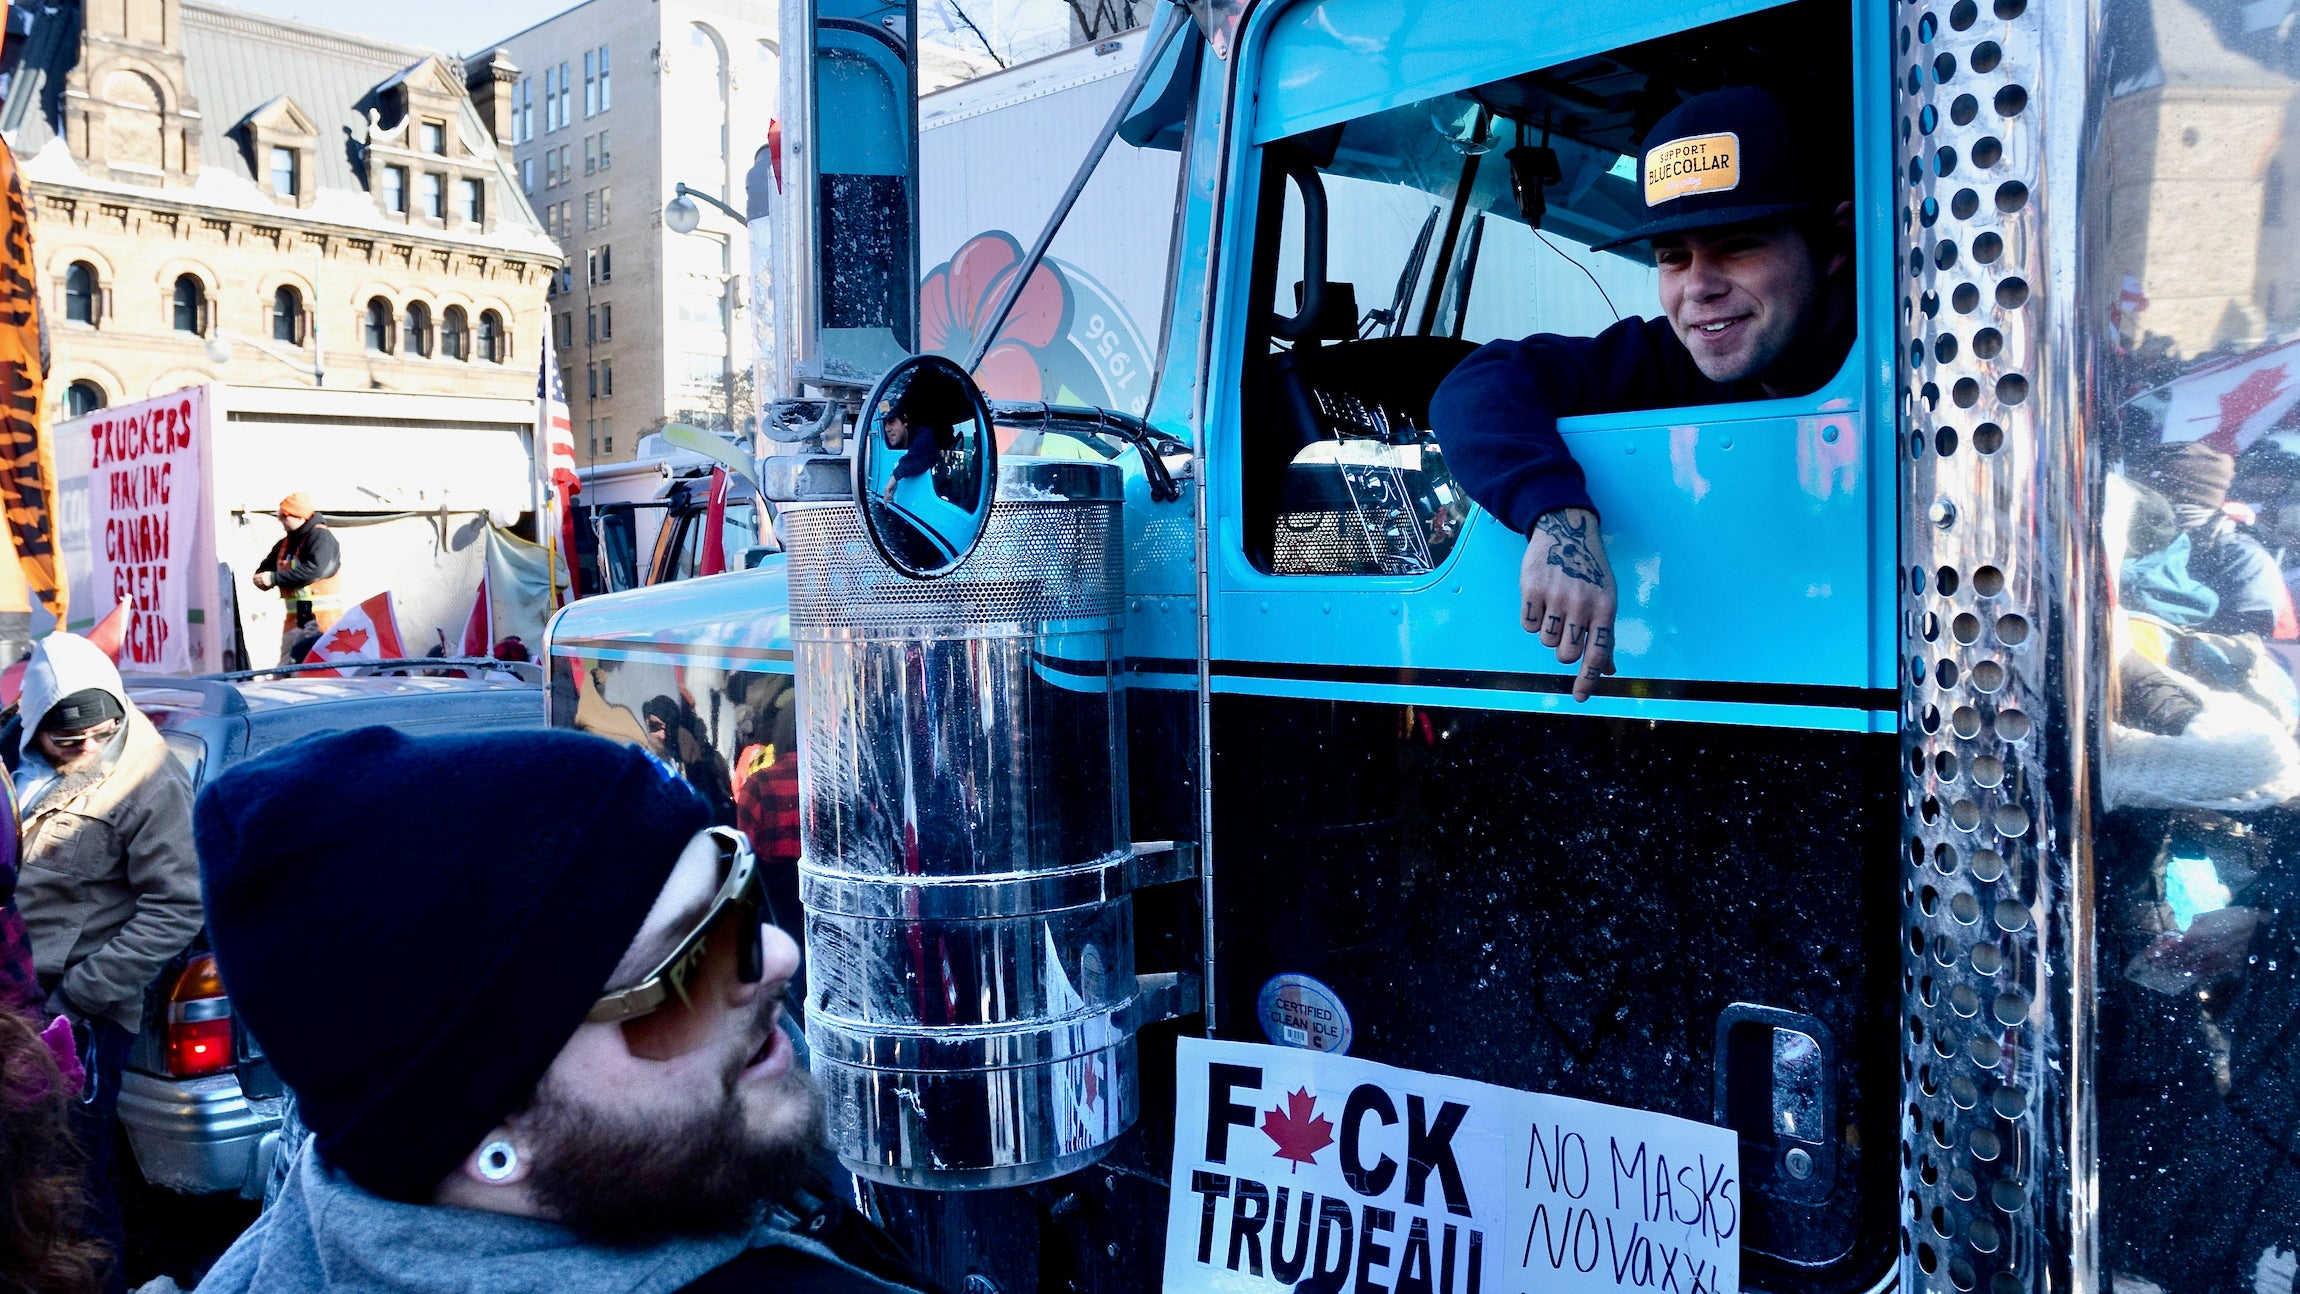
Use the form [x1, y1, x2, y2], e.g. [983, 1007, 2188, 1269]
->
[852, 354, 999, 580]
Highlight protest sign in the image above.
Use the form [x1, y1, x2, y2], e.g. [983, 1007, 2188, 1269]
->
[85, 387, 204, 671]
[1165, 1038, 1740, 1294]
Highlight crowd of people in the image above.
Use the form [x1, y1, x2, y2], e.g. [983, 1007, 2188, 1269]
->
[0, 628, 929, 1293]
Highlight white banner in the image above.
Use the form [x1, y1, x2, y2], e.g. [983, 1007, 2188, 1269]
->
[1165, 1039, 1741, 1294]
[85, 387, 204, 671]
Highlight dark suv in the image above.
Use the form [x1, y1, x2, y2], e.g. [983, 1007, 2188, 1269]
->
[101, 663, 543, 1208]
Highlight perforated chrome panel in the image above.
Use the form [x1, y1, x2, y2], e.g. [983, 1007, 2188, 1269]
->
[1896, 1, 2077, 1291]
[784, 500, 1125, 633]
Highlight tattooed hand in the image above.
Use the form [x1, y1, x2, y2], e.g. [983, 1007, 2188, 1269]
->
[1523, 508, 1618, 702]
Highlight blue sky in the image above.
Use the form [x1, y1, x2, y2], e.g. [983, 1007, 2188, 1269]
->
[222, 0, 1074, 63]
[224, 0, 571, 56]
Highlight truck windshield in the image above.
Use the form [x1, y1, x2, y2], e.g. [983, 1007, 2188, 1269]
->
[1262, 101, 1656, 350]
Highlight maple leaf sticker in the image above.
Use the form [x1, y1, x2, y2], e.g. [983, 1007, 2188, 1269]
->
[321, 627, 369, 656]
[1261, 1088, 1334, 1172]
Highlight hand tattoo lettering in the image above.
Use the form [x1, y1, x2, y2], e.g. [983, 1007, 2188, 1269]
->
[1545, 615, 1564, 636]
[1568, 624, 1589, 646]
[1593, 627, 1614, 650]
[1535, 511, 1608, 587]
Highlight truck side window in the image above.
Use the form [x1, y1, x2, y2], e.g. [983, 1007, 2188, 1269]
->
[1239, 0, 1854, 575]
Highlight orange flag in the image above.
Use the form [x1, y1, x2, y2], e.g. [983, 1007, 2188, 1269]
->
[0, 132, 63, 626]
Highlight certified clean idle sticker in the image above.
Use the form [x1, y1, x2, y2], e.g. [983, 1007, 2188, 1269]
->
[1256, 973, 1353, 1054]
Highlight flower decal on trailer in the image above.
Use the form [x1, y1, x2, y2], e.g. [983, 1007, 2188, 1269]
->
[919, 231, 1068, 404]
[920, 231, 1156, 416]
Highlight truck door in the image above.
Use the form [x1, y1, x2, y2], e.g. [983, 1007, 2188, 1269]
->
[1200, 1, 1897, 1287]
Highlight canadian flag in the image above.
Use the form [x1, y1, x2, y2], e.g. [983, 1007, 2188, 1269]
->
[460, 567, 493, 658]
[2160, 337, 2300, 454]
[0, 598, 132, 706]
[304, 592, 406, 675]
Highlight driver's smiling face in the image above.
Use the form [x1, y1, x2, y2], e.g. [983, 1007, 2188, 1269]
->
[1653, 216, 1823, 385]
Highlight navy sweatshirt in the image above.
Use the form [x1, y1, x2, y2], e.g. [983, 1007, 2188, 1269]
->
[1430, 315, 1756, 534]
[889, 427, 949, 482]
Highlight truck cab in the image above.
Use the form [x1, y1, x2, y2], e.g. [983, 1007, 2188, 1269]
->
[552, 0, 2300, 1289]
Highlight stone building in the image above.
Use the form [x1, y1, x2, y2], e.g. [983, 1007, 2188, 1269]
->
[0, 0, 561, 422]
[485, 0, 778, 465]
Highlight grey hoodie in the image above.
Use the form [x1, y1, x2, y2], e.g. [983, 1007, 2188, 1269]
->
[196, 1144, 910, 1294]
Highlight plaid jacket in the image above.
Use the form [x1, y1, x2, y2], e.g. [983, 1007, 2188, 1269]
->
[0, 770, 34, 1014]
[0, 888, 39, 1015]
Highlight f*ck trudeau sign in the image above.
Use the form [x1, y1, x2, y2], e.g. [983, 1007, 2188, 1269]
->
[1164, 1039, 1741, 1294]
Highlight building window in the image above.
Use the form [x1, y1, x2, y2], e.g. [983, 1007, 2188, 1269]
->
[478, 310, 504, 362]
[516, 76, 533, 142]
[269, 145, 298, 198]
[597, 45, 611, 111]
[402, 301, 432, 357]
[542, 65, 556, 131]
[557, 62, 571, 130]
[600, 302, 611, 340]
[559, 145, 571, 185]
[586, 361, 597, 398]
[584, 191, 596, 231]
[555, 311, 572, 349]
[461, 178, 484, 224]
[63, 262, 96, 324]
[171, 274, 205, 334]
[601, 361, 612, 396]
[599, 186, 610, 226]
[584, 49, 596, 118]
[421, 120, 447, 154]
[422, 172, 446, 220]
[520, 158, 534, 194]
[597, 129, 610, 170]
[441, 305, 468, 360]
[601, 419, 612, 454]
[65, 380, 105, 417]
[585, 304, 596, 344]
[365, 296, 393, 352]
[383, 164, 408, 214]
[588, 244, 614, 285]
[584, 134, 596, 175]
[272, 285, 302, 343]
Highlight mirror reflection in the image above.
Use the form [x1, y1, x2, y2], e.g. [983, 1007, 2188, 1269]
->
[855, 355, 997, 578]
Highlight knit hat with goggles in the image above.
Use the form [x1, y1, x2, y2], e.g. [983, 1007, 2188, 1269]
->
[1593, 86, 1824, 252]
[195, 726, 722, 1202]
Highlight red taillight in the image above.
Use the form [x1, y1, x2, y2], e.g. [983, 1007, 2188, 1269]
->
[165, 954, 233, 1078]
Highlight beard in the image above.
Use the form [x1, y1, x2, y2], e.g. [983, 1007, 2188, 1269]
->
[519, 1011, 824, 1245]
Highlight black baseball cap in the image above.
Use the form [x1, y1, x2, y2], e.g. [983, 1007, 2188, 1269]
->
[41, 688, 123, 733]
[1593, 86, 1824, 251]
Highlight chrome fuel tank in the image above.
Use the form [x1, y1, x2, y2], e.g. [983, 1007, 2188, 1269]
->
[785, 458, 1139, 1189]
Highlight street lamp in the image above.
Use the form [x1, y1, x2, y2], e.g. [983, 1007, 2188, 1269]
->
[663, 181, 749, 436]
[204, 329, 324, 386]
[663, 182, 744, 234]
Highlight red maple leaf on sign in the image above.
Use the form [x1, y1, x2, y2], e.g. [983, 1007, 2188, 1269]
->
[1261, 1088, 1334, 1172]
[321, 627, 369, 656]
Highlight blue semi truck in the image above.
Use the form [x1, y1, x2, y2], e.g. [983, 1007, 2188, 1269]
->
[549, 0, 2300, 1289]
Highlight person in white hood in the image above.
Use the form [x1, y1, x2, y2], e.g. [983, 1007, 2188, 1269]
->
[11, 632, 200, 1293]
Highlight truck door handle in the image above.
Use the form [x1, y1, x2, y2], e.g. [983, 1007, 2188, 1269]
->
[1713, 1003, 1837, 1205]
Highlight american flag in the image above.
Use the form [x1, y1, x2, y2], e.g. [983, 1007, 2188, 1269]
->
[537, 327, 580, 499]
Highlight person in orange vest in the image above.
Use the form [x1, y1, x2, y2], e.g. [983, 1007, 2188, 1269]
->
[252, 493, 344, 663]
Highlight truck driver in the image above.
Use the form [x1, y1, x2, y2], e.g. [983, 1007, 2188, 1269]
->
[1431, 86, 1854, 701]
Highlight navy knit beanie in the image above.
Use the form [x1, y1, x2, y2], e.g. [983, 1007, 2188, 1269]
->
[195, 727, 711, 1202]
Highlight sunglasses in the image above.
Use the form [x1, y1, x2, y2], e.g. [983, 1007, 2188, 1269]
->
[44, 721, 120, 751]
[587, 827, 769, 1060]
